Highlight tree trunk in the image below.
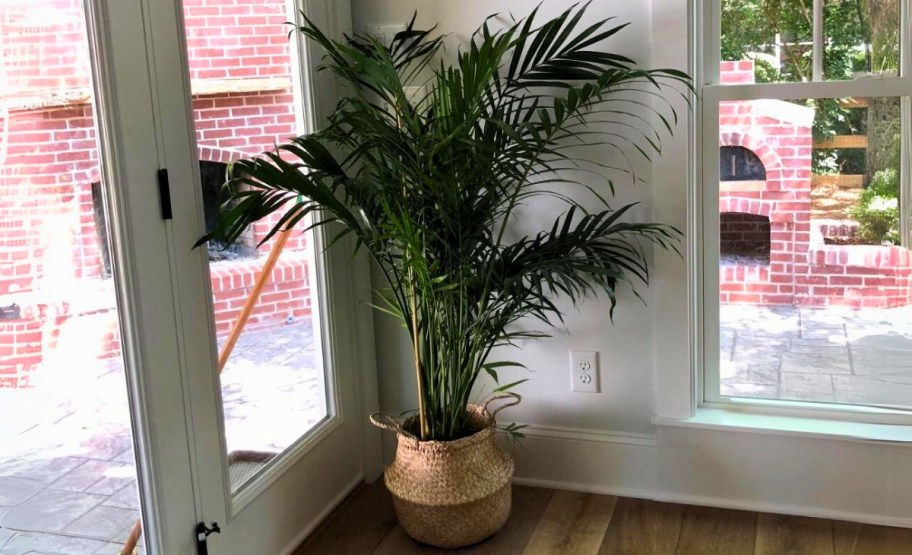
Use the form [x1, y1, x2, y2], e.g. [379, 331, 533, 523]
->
[864, 0, 900, 185]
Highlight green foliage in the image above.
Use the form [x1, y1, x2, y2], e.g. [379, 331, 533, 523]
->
[851, 168, 900, 244]
[721, 0, 876, 82]
[865, 167, 899, 199]
[720, 0, 901, 175]
[201, 6, 690, 441]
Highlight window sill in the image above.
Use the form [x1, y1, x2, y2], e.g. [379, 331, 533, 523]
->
[653, 407, 912, 443]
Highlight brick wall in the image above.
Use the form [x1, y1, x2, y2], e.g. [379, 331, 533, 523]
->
[183, 0, 292, 82]
[0, 0, 313, 386]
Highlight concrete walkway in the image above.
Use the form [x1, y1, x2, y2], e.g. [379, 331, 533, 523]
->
[0, 322, 324, 555]
[721, 305, 912, 408]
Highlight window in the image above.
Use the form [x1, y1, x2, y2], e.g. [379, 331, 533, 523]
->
[702, 0, 912, 411]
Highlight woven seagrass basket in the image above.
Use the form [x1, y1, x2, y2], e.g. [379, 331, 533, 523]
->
[370, 393, 520, 548]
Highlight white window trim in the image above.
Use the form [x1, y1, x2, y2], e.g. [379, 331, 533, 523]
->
[696, 0, 912, 424]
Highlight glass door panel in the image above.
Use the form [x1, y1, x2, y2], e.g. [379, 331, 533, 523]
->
[181, 0, 329, 495]
[0, 1, 146, 553]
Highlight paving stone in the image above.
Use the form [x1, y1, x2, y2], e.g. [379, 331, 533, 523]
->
[0, 476, 44, 506]
[789, 338, 848, 354]
[833, 376, 912, 408]
[78, 431, 133, 462]
[48, 460, 134, 497]
[720, 360, 750, 383]
[780, 373, 835, 402]
[0, 530, 108, 555]
[63, 505, 139, 542]
[851, 346, 912, 371]
[101, 484, 140, 511]
[0, 457, 85, 485]
[799, 307, 851, 325]
[780, 352, 851, 375]
[748, 364, 780, 385]
[94, 541, 143, 555]
[112, 449, 135, 465]
[0, 322, 322, 547]
[47, 461, 109, 493]
[846, 323, 912, 347]
[721, 382, 779, 399]
[799, 324, 846, 341]
[84, 465, 135, 497]
[732, 337, 789, 365]
[2, 489, 104, 533]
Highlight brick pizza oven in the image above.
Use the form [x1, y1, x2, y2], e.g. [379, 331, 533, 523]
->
[718, 61, 912, 309]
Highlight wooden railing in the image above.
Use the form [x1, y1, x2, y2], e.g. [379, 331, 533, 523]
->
[811, 97, 868, 189]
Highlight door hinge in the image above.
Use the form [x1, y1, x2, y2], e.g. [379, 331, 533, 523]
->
[195, 521, 220, 555]
[157, 168, 173, 220]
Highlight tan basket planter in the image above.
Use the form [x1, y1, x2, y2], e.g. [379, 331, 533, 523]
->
[371, 393, 520, 548]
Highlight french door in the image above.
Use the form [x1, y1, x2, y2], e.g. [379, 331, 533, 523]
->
[78, 0, 377, 553]
[143, 0, 382, 552]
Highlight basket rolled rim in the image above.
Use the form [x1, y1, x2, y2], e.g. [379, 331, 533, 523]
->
[397, 405, 495, 452]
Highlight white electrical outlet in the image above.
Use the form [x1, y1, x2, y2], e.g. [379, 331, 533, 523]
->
[570, 350, 599, 393]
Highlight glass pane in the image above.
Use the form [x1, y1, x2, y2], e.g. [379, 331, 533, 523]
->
[721, 0, 813, 83]
[717, 95, 911, 409]
[0, 1, 146, 553]
[181, 0, 328, 494]
[824, 0, 900, 80]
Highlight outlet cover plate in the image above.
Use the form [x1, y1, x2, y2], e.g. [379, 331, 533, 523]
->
[570, 350, 599, 393]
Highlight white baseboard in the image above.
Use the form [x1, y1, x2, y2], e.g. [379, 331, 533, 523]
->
[512, 476, 655, 500]
[281, 474, 364, 555]
[510, 424, 657, 498]
[654, 491, 912, 529]
[510, 423, 912, 530]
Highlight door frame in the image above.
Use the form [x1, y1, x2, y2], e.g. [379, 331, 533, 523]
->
[82, 0, 202, 552]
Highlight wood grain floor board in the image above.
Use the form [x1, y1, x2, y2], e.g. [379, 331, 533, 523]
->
[852, 524, 912, 555]
[673, 505, 758, 555]
[293, 482, 397, 555]
[295, 482, 912, 555]
[596, 497, 685, 555]
[755, 513, 835, 555]
[523, 490, 617, 555]
[833, 520, 862, 555]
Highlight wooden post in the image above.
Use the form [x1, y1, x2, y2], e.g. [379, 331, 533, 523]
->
[119, 520, 141, 555]
[218, 227, 294, 372]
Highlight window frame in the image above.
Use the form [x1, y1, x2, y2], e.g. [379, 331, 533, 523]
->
[699, 0, 912, 418]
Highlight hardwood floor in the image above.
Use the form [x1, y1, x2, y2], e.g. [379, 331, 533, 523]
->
[295, 482, 912, 554]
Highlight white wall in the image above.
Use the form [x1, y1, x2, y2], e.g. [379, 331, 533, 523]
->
[352, 0, 912, 526]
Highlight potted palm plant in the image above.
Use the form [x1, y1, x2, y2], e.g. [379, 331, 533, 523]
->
[203, 5, 689, 548]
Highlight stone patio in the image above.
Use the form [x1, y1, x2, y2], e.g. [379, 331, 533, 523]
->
[0, 322, 324, 555]
[721, 304, 912, 408]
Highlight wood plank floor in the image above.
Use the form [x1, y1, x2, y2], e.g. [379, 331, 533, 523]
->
[295, 482, 912, 554]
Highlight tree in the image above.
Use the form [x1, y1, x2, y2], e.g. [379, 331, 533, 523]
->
[863, 0, 900, 185]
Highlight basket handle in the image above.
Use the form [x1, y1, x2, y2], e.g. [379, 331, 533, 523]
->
[482, 392, 522, 419]
[369, 413, 419, 441]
